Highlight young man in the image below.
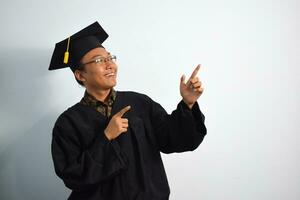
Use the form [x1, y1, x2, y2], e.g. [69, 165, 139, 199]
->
[49, 21, 207, 200]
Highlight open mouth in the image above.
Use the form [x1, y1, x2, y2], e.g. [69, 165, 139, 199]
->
[105, 72, 115, 77]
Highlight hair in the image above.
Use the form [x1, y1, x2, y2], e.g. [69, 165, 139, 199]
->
[73, 63, 86, 87]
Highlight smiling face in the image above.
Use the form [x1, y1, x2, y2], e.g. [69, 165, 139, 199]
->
[74, 47, 118, 91]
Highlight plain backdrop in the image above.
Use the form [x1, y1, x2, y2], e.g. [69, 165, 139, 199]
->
[0, 0, 299, 199]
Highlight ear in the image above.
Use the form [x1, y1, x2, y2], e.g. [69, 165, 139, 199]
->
[74, 70, 86, 82]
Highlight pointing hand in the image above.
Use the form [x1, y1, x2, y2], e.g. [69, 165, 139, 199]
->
[104, 106, 131, 140]
[180, 64, 204, 109]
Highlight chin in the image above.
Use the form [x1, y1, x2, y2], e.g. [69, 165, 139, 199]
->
[107, 81, 117, 89]
[111, 79, 117, 86]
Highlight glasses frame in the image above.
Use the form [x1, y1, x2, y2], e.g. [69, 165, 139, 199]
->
[81, 55, 117, 66]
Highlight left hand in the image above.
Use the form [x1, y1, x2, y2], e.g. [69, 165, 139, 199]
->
[180, 64, 204, 109]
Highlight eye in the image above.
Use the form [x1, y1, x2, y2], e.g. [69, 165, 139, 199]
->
[95, 58, 104, 63]
[110, 55, 117, 62]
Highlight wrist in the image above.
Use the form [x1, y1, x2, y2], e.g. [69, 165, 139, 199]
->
[104, 129, 112, 141]
[182, 99, 194, 109]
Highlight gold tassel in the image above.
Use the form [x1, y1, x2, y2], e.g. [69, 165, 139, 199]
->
[63, 37, 70, 64]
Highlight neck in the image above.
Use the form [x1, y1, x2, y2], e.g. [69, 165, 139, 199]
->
[86, 87, 112, 102]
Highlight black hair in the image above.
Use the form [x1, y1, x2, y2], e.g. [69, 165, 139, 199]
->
[72, 63, 86, 87]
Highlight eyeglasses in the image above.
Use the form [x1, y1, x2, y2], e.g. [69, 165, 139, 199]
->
[81, 55, 117, 66]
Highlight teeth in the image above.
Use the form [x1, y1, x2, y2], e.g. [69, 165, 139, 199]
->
[106, 73, 115, 77]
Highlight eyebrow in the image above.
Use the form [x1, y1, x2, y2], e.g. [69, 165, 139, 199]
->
[91, 52, 111, 59]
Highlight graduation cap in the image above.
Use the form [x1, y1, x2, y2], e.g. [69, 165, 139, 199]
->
[49, 21, 108, 71]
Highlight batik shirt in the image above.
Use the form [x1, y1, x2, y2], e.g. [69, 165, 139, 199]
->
[80, 89, 117, 117]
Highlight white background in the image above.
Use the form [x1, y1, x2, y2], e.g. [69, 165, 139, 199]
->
[0, 0, 299, 199]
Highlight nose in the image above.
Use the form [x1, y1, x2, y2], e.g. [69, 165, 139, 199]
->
[105, 61, 113, 70]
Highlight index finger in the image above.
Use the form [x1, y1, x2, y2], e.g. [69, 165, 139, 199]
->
[189, 64, 201, 80]
[115, 105, 131, 117]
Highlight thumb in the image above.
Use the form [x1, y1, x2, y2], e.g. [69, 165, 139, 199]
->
[180, 74, 186, 85]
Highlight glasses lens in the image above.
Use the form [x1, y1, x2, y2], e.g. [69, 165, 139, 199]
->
[110, 55, 116, 62]
[95, 58, 104, 64]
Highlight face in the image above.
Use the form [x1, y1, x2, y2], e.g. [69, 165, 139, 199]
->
[76, 47, 118, 91]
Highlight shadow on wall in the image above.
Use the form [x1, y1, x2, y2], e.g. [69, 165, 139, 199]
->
[0, 49, 70, 199]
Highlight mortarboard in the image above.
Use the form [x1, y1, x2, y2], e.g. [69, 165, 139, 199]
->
[48, 21, 108, 71]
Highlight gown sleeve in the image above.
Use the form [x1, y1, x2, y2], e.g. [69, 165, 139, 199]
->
[51, 113, 128, 192]
[149, 98, 207, 153]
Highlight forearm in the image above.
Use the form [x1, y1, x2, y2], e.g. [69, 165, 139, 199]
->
[152, 100, 207, 153]
[52, 127, 128, 191]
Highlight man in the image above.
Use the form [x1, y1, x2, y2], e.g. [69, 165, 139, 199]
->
[49, 21, 207, 200]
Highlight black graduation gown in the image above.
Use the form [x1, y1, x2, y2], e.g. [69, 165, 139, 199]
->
[51, 91, 207, 200]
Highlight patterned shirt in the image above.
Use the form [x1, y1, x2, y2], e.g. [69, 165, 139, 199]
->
[80, 89, 117, 118]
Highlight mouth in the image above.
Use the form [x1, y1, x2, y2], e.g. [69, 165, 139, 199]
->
[105, 72, 115, 77]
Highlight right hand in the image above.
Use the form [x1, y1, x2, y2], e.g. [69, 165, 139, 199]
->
[104, 106, 131, 140]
